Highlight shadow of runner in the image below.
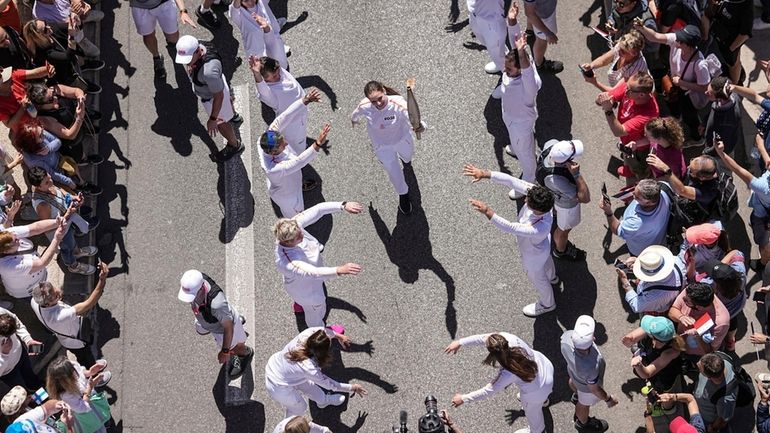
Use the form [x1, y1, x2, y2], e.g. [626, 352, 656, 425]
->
[296, 76, 338, 111]
[218, 155, 255, 244]
[368, 164, 458, 338]
[212, 365, 266, 433]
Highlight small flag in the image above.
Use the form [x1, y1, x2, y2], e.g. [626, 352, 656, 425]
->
[694, 313, 714, 336]
[32, 387, 48, 404]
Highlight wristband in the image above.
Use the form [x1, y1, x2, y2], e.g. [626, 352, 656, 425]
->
[220, 348, 230, 354]
[341, 201, 347, 210]
[180, 8, 188, 13]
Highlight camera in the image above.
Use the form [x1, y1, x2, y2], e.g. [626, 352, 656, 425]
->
[578, 65, 595, 78]
[392, 395, 446, 433]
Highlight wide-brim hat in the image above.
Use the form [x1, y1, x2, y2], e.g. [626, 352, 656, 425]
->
[633, 245, 676, 282]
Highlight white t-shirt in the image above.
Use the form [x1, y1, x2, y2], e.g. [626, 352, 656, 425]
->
[0, 307, 33, 376]
[15, 406, 59, 433]
[466, 0, 504, 18]
[229, 4, 269, 57]
[273, 417, 331, 433]
[665, 33, 710, 109]
[31, 300, 84, 349]
[60, 361, 91, 414]
[0, 225, 47, 298]
[350, 95, 414, 152]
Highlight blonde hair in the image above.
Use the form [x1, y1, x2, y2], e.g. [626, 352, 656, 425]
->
[617, 30, 645, 54]
[21, 20, 52, 56]
[273, 219, 301, 244]
[45, 357, 81, 400]
[284, 416, 310, 433]
[0, 231, 14, 252]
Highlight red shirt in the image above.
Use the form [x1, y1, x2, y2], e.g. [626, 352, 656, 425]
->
[609, 81, 660, 146]
[0, 69, 29, 124]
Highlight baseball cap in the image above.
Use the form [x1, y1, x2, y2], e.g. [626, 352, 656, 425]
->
[175, 35, 200, 64]
[685, 223, 721, 245]
[178, 269, 204, 302]
[572, 315, 595, 350]
[674, 25, 701, 47]
[669, 416, 698, 433]
[641, 315, 675, 342]
[0, 386, 26, 416]
[0, 67, 12, 84]
[700, 259, 741, 281]
[547, 139, 584, 164]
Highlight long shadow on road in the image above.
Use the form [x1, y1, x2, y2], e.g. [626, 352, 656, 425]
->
[212, 366, 266, 433]
[368, 164, 458, 338]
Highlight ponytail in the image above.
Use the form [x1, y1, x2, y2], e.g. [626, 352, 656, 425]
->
[483, 334, 538, 383]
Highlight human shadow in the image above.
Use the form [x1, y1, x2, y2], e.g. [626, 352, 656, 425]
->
[217, 153, 255, 244]
[601, 206, 630, 264]
[279, 10, 309, 35]
[535, 74, 573, 146]
[152, 45, 220, 157]
[482, 96, 514, 175]
[212, 365, 266, 433]
[448, 0, 460, 24]
[585, 32, 612, 63]
[207, 19, 240, 85]
[296, 76, 338, 111]
[578, 0, 606, 27]
[94, 305, 121, 351]
[95, 156, 130, 277]
[368, 165, 458, 338]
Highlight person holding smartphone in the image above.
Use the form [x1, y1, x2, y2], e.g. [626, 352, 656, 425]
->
[0, 311, 43, 390]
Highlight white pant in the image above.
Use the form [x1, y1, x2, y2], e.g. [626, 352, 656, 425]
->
[521, 387, 553, 433]
[266, 33, 289, 70]
[131, 1, 179, 36]
[272, 191, 304, 218]
[469, 13, 507, 71]
[266, 379, 329, 417]
[295, 300, 326, 328]
[521, 248, 556, 308]
[374, 140, 414, 195]
[202, 79, 235, 123]
[504, 120, 537, 183]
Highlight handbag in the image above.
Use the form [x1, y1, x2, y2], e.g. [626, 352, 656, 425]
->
[662, 49, 699, 104]
[55, 392, 111, 433]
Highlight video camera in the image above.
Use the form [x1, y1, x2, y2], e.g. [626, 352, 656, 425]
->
[392, 395, 446, 433]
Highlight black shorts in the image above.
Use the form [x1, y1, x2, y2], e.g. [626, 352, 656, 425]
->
[750, 212, 770, 247]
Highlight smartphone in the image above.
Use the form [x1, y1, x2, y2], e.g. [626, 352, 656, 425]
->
[578, 65, 595, 78]
[29, 344, 44, 354]
[614, 258, 630, 272]
[753, 291, 766, 303]
[601, 182, 610, 203]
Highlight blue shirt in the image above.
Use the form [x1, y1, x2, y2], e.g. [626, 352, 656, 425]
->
[22, 131, 73, 187]
[625, 257, 685, 313]
[748, 171, 770, 218]
[617, 191, 671, 256]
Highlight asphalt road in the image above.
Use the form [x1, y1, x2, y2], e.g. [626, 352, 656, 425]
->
[89, 0, 770, 432]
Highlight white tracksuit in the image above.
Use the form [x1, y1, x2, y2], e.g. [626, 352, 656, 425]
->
[467, 0, 507, 71]
[501, 22, 541, 184]
[255, 69, 307, 154]
[265, 327, 353, 416]
[458, 332, 554, 433]
[272, 417, 330, 433]
[261, 0, 289, 69]
[351, 95, 415, 195]
[259, 99, 319, 217]
[229, 3, 271, 59]
[488, 172, 556, 308]
[275, 202, 345, 327]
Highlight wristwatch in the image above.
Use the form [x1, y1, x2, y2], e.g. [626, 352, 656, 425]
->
[663, 168, 672, 176]
[220, 348, 231, 354]
[604, 110, 614, 116]
[179, 8, 188, 13]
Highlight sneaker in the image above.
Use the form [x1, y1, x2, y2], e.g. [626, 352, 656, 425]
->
[525, 29, 535, 46]
[552, 241, 587, 261]
[73, 246, 98, 258]
[508, 189, 525, 200]
[195, 321, 210, 335]
[491, 85, 503, 99]
[551, 275, 561, 285]
[68, 262, 96, 275]
[522, 302, 556, 317]
[328, 324, 345, 335]
[302, 179, 318, 192]
[277, 17, 287, 29]
[514, 428, 531, 433]
[218, 141, 244, 161]
[79, 183, 103, 197]
[570, 392, 578, 405]
[616, 165, 634, 178]
[398, 193, 412, 215]
[505, 146, 517, 158]
[153, 55, 166, 80]
[754, 16, 770, 31]
[293, 302, 304, 313]
[229, 112, 243, 127]
[574, 416, 608, 432]
[81, 59, 105, 72]
[229, 354, 243, 378]
[536, 59, 564, 74]
[757, 373, 770, 390]
[94, 371, 111, 388]
[317, 394, 346, 408]
[484, 61, 500, 74]
[196, 6, 221, 29]
[284, 45, 292, 57]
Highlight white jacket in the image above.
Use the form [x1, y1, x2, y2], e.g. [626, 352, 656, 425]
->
[501, 23, 541, 125]
[351, 95, 413, 152]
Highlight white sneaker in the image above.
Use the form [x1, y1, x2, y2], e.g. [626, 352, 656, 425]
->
[505, 146, 517, 157]
[509, 189, 525, 200]
[522, 302, 556, 317]
[514, 428, 531, 433]
[316, 394, 346, 408]
[284, 45, 292, 56]
[491, 85, 503, 99]
[74, 246, 98, 258]
[277, 17, 287, 28]
[754, 17, 770, 31]
[484, 61, 500, 74]
[68, 262, 96, 275]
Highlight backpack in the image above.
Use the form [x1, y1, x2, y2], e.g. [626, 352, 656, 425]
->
[714, 171, 739, 221]
[709, 351, 756, 407]
[658, 182, 696, 253]
[190, 41, 223, 88]
[198, 274, 224, 324]
[535, 146, 575, 188]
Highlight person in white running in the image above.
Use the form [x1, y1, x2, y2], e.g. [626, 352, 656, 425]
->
[251, 56, 307, 155]
[463, 164, 558, 317]
[351, 81, 425, 215]
[445, 332, 553, 433]
[265, 327, 368, 417]
[466, 0, 506, 75]
[274, 201, 363, 328]
[273, 416, 332, 433]
[496, 2, 541, 199]
[229, 0, 272, 60]
[258, 89, 326, 218]
[259, 0, 290, 69]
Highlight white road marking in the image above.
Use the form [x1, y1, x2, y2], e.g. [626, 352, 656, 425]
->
[224, 84, 257, 406]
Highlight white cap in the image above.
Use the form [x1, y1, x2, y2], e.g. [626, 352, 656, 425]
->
[175, 35, 200, 64]
[178, 269, 204, 302]
[548, 139, 584, 164]
[1, 67, 12, 84]
[571, 315, 595, 350]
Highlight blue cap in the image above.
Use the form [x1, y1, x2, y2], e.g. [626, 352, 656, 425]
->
[641, 316, 675, 342]
[6, 421, 36, 433]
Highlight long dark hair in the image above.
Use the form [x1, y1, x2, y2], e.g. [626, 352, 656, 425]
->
[364, 80, 400, 97]
[286, 330, 333, 367]
[483, 334, 538, 382]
